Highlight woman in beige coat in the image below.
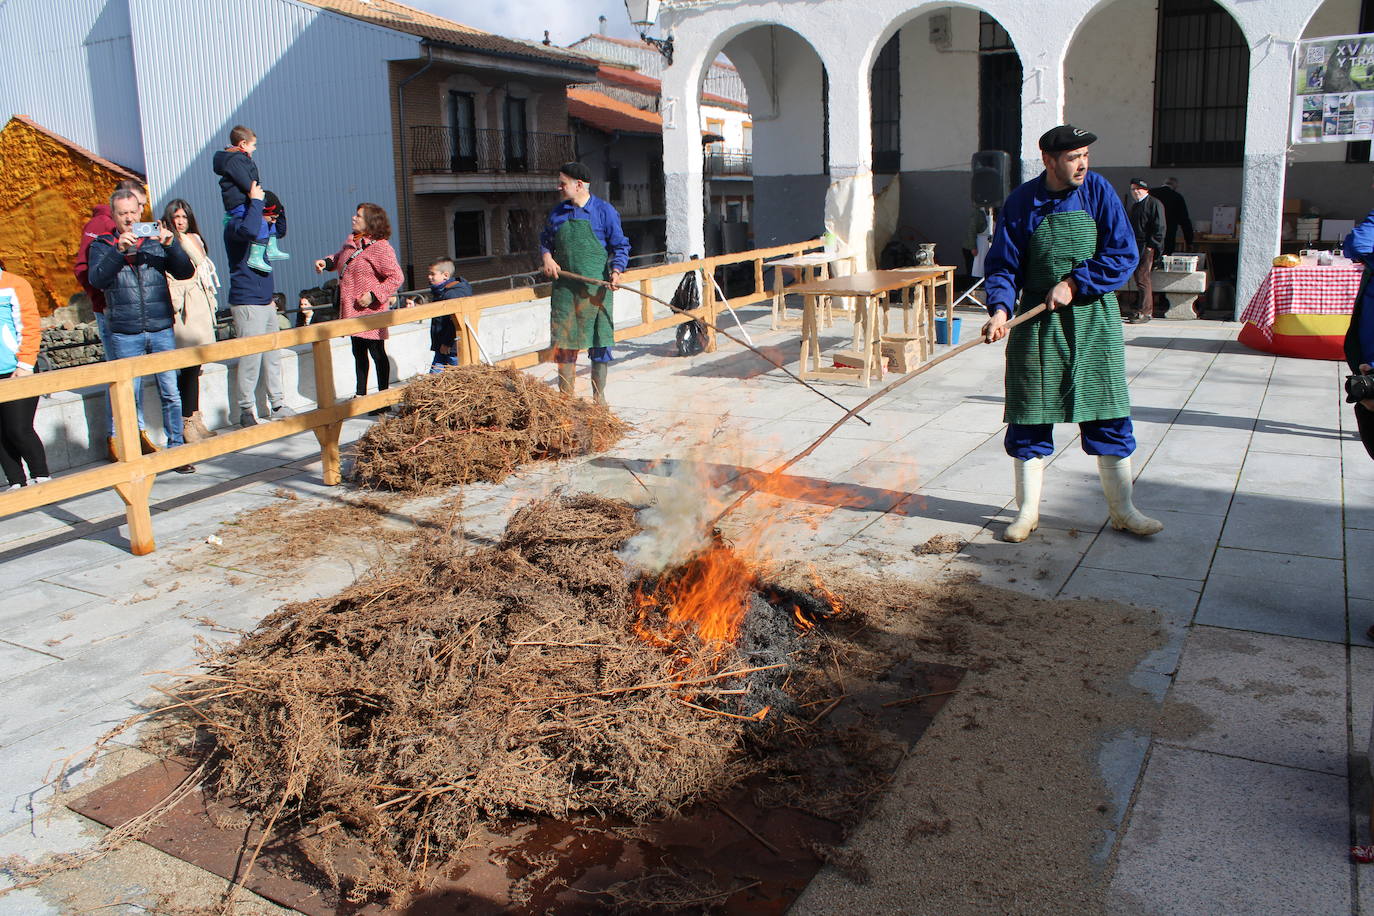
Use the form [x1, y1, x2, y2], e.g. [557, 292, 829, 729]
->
[162, 199, 220, 441]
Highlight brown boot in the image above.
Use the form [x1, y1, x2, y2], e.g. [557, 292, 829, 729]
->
[139, 430, 159, 454]
[557, 362, 576, 396]
[191, 411, 216, 438]
[182, 418, 203, 444]
[106, 437, 118, 462]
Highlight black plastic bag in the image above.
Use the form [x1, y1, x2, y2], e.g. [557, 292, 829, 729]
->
[672, 273, 706, 356]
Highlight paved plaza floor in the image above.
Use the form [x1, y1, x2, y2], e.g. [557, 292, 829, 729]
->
[0, 305, 1370, 913]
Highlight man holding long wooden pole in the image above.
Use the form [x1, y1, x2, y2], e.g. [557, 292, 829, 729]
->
[981, 125, 1163, 543]
[540, 162, 631, 404]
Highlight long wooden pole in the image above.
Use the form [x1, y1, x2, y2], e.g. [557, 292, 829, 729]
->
[708, 304, 1050, 527]
[560, 270, 872, 426]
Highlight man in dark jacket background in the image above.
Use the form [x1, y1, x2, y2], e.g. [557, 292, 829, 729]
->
[224, 179, 291, 426]
[87, 188, 196, 469]
[1149, 177, 1194, 255]
[1124, 177, 1166, 323]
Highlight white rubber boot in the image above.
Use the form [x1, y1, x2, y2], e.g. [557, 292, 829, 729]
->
[1003, 457, 1043, 543]
[1097, 455, 1163, 536]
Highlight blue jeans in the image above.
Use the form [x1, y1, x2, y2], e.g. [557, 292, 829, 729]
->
[96, 311, 127, 437]
[105, 327, 183, 447]
[429, 350, 459, 373]
[1004, 417, 1135, 460]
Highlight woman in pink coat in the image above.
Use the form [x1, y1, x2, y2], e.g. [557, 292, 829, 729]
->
[314, 203, 404, 408]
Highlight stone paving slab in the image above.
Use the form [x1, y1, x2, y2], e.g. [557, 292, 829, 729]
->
[1165, 626, 1349, 776]
[1195, 548, 1346, 643]
[1079, 508, 1224, 582]
[1109, 744, 1350, 916]
[1218, 492, 1345, 559]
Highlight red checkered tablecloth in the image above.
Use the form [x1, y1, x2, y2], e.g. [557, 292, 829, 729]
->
[1240, 263, 1363, 340]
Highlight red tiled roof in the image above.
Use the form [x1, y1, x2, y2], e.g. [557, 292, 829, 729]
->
[5, 116, 142, 179]
[304, 0, 598, 70]
[596, 65, 745, 111]
[567, 89, 662, 136]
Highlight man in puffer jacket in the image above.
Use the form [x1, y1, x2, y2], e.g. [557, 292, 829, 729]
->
[87, 189, 197, 470]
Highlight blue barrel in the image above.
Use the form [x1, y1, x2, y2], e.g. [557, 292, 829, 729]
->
[935, 316, 962, 345]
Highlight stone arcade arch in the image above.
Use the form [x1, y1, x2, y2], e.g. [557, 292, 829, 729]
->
[660, 0, 1332, 310]
[864, 6, 1024, 268]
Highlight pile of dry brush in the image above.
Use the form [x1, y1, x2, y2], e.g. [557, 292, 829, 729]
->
[350, 366, 628, 494]
[142, 495, 925, 907]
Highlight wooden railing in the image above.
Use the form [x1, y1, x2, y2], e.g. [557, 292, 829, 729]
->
[0, 240, 823, 555]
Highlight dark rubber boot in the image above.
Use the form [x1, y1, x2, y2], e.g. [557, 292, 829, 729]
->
[590, 362, 607, 405]
[557, 362, 576, 396]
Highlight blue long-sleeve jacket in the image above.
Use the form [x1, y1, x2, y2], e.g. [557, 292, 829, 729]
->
[223, 199, 274, 305]
[984, 170, 1138, 316]
[429, 277, 473, 352]
[539, 196, 631, 274]
[1345, 210, 1374, 369]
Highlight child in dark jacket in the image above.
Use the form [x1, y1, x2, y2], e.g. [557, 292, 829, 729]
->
[212, 125, 289, 273]
[424, 258, 473, 372]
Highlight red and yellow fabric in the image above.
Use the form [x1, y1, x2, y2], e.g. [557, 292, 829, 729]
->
[1239, 263, 1362, 360]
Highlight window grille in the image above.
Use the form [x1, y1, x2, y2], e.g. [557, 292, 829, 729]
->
[1152, 0, 1249, 167]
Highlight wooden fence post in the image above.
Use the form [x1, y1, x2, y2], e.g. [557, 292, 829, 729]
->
[109, 376, 156, 555]
[754, 257, 764, 299]
[639, 278, 654, 325]
[702, 268, 718, 352]
[311, 340, 342, 486]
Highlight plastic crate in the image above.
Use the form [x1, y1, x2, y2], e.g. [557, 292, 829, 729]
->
[1162, 255, 1199, 272]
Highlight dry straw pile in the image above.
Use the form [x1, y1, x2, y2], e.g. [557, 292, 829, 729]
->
[350, 366, 628, 493]
[152, 496, 876, 905]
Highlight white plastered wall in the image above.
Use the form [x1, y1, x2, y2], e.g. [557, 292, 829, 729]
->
[660, 0, 1327, 308]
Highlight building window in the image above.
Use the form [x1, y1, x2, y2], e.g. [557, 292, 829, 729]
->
[506, 210, 537, 255]
[871, 33, 900, 173]
[607, 164, 623, 203]
[742, 122, 753, 153]
[1152, 0, 1249, 167]
[979, 13, 1021, 159]
[453, 210, 486, 258]
[504, 96, 528, 171]
[447, 91, 476, 171]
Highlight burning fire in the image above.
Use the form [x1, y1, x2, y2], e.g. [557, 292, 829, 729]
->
[632, 539, 755, 657]
[620, 424, 862, 661]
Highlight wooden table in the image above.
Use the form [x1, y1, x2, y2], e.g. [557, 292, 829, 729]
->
[887, 265, 956, 339]
[787, 269, 940, 387]
[768, 252, 859, 329]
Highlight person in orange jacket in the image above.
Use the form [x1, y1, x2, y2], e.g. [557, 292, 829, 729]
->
[0, 261, 50, 489]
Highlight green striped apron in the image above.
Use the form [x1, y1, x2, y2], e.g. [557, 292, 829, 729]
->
[550, 219, 614, 350]
[1004, 210, 1131, 425]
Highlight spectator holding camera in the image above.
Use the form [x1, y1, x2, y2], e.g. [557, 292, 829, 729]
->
[87, 189, 196, 471]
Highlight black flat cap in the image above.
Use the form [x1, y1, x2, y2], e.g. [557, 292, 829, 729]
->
[559, 161, 592, 182]
[1038, 124, 1097, 153]
[1128, 177, 1149, 189]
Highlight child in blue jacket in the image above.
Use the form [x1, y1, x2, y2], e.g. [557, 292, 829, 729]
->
[424, 258, 472, 372]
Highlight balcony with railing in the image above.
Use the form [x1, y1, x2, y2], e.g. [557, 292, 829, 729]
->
[410, 126, 576, 176]
[598, 182, 666, 219]
[704, 148, 752, 178]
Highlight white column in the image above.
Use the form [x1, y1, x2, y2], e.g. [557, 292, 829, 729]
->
[660, 52, 705, 261]
[1008, 28, 1070, 182]
[1236, 36, 1299, 318]
[820, 60, 875, 270]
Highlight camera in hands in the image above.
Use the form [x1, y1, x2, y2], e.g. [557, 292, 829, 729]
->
[1345, 373, 1374, 404]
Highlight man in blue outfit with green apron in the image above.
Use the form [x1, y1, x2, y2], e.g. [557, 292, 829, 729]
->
[540, 161, 631, 404]
[980, 124, 1163, 543]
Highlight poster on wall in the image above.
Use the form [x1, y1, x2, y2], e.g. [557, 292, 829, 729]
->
[1292, 33, 1374, 144]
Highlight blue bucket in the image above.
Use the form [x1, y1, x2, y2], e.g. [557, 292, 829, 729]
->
[935, 316, 962, 345]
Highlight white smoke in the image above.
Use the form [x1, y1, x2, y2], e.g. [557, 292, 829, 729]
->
[618, 455, 720, 574]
